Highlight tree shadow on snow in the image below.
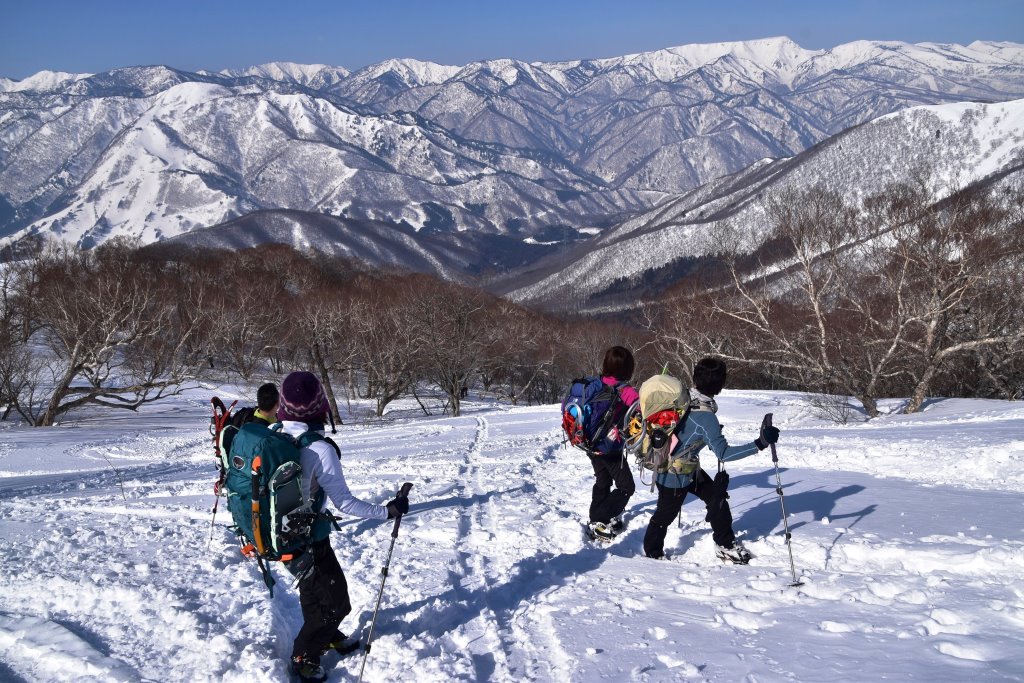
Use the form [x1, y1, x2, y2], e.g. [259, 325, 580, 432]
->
[898, 397, 948, 413]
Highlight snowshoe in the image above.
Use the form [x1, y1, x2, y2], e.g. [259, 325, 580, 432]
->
[290, 655, 327, 683]
[715, 543, 753, 565]
[586, 521, 617, 542]
[324, 631, 361, 657]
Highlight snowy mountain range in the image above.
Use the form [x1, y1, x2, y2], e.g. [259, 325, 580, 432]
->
[505, 98, 1024, 309]
[1, 37, 1022, 297]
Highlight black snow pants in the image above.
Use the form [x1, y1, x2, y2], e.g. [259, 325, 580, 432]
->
[643, 469, 736, 558]
[589, 450, 636, 524]
[286, 538, 352, 661]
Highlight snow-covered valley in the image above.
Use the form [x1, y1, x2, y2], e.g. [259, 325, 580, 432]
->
[1, 389, 1022, 681]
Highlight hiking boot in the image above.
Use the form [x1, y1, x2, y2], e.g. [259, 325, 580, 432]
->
[715, 542, 752, 564]
[610, 515, 626, 532]
[587, 521, 617, 542]
[324, 631, 361, 656]
[290, 655, 327, 683]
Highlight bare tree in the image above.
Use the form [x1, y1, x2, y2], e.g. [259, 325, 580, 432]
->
[878, 183, 1024, 412]
[16, 239, 207, 426]
[349, 279, 422, 417]
[207, 266, 289, 382]
[654, 181, 1024, 416]
[663, 188, 897, 416]
[484, 302, 556, 405]
[294, 287, 360, 423]
[403, 277, 496, 417]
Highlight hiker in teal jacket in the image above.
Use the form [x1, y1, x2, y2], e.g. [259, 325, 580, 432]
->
[643, 357, 779, 562]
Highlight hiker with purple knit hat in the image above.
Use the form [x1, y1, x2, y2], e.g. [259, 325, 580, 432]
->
[277, 371, 411, 683]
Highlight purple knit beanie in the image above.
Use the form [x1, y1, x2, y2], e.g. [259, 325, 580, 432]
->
[277, 371, 329, 423]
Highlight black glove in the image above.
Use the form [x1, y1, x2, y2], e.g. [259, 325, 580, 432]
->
[755, 424, 780, 450]
[386, 495, 410, 519]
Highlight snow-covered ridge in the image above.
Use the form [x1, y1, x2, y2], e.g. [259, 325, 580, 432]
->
[0, 69, 92, 93]
[7, 37, 1021, 95]
[218, 61, 350, 85]
[544, 36, 1024, 88]
[968, 39, 1024, 61]
[584, 36, 821, 82]
[349, 58, 462, 86]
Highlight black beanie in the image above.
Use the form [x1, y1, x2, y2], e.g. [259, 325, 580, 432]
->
[693, 357, 727, 397]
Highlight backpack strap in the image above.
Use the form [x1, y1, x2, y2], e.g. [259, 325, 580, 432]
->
[678, 405, 693, 428]
[294, 431, 343, 532]
[296, 431, 340, 458]
[322, 436, 341, 459]
[296, 430, 320, 448]
[589, 381, 627, 455]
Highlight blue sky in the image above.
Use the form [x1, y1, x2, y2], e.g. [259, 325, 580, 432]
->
[2, 0, 1022, 79]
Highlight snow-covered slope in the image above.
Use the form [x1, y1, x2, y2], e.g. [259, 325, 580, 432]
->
[1, 37, 1021, 260]
[506, 97, 1024, 308]
[217, 62, 351, 89]
[161, 209, 555, 279]
[366, 37, 1024, 193]
[0, 79, 650, 248]
[0, 388, 1022, 681]
[0, 70, 91, 93]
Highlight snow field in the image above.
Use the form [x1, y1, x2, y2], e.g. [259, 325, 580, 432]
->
[0, 390, 1022, 681]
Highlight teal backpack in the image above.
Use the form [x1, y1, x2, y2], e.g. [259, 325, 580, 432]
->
[222, 422, 337, 595]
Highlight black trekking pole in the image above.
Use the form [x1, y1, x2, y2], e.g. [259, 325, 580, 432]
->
[358, 481, 414, 683]
[763, 414, 803, 588]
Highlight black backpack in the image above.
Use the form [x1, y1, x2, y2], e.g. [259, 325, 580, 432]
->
[220, 406, 258, 455]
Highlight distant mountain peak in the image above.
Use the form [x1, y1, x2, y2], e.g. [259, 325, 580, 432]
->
[221, 61, 350, 83]
[0, 69, 92, 93]
[353, 57, 461, 86]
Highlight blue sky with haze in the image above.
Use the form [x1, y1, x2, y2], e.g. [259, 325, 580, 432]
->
[2, 0, 1022, 79]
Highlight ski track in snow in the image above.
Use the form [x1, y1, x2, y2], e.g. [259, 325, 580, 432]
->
[1, 391, 1023, 681]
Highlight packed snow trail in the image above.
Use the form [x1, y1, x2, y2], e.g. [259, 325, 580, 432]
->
[0, 391, 1023, 681]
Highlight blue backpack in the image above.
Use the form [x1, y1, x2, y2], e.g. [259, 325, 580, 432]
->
[222, 422, 336, 595]
[561, 377, 626, 456]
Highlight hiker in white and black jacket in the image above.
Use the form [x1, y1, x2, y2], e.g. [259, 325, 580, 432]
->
[642, 358, 780, 563]
[276, 371, 411, 683]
